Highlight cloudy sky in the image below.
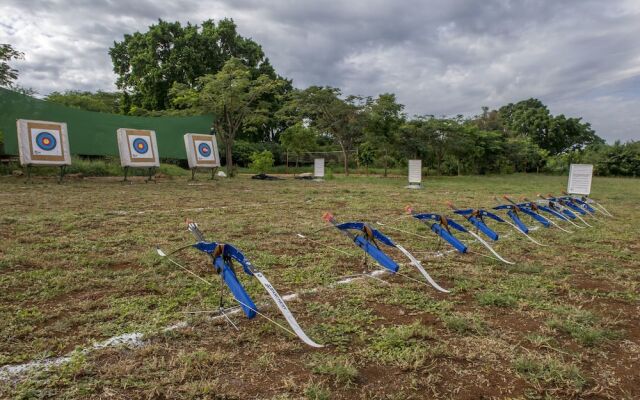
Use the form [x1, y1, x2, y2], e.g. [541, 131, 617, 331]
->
[2, 0, 639, 142]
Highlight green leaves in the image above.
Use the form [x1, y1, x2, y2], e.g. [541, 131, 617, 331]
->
[0, 43, 24, 88]
[109, 19, 274, 112]
[249, 150, 275, 174]
[170, 57, 286, 175]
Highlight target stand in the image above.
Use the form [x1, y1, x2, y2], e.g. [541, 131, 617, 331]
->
[16, 119, 72, 184]
[117, 128, 160, 183]
[184, 133, 220, 181]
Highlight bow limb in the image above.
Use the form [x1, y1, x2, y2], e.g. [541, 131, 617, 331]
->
[252, 271, 324, 348]
[543, 216, 574, 234]
[501, 219, 548, 247]
[464, 230, 515, 265]
[591, 201, 613, 217]
[394, 244, 450, 293]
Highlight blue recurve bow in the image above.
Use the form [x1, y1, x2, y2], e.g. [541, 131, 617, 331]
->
[157, 222, 323, 348]
[323, 213, 449, 292]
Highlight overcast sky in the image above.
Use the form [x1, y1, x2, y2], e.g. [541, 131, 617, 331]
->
[2, 0, 639, 142]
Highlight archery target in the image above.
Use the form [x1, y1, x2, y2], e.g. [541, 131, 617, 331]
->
[117, 128, 160, 167]
[184, 133, 220, 169]
[16, 119, 71, 166]
[129, 136, 151, 158]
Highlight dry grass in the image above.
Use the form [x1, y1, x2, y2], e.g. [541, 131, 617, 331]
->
[0, 173, 638, 399]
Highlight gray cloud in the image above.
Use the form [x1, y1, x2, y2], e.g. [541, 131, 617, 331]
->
[1, 0, 639, 142]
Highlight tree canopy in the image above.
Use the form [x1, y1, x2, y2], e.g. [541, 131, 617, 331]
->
[170, 57, 285, 176]
[109, 19, 276, 112]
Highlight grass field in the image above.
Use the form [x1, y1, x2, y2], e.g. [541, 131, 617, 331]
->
[0, 173, 638, 399]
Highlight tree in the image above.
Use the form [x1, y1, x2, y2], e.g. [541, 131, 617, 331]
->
[282, 86, 364, 175]
[280, 122, 317, 167]
[0, 44, 24, 88]
[45, 91, 121, 113]
[110, 19, 275, 112]
[171, 58, 284, 176]
[363, 93, 405, 177]
[499, 98, 602, 155]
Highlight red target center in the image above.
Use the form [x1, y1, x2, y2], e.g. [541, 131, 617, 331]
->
[43, 138, 50, 145]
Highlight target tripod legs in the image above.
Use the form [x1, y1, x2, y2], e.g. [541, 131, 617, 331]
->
[145, 167, 156, 183]
[57, 165, 66, 184]
[122, 166, 130, 183]
[25, 164, 32, 184]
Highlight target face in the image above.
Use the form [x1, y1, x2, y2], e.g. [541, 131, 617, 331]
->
[35, 132, 57, 151]
[127, 134, 154, 160]
[198, 142, 212, 158]
[28, 124, 64, 159]
[132, 138, 149, 155]
[195, 140, 216, 162]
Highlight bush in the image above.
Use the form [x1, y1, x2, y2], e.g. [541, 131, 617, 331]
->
[249, 150, 274, 174]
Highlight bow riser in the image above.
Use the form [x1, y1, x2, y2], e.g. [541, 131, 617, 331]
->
[467, 216, 499, 241]
[216, 257, 258, 319]
[431, 223, 468, 253]
[507, 210, 529, 233]
[518, 207, 551, 228]
[353, 235, 400, 272]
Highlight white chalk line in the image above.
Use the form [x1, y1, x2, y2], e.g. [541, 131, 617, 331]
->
[0, 267, 397, 381]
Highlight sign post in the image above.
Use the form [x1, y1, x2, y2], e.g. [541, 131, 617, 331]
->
[406, 159, 422, 189]
[567, 164, 593, 195]
[314, 158, 325, 181]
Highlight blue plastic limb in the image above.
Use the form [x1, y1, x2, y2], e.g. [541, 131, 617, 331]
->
[215, 256, 258, 318]
[507, 210, 529, 233]
[538, 205, 569, 221]
[518, 207, 551, 227]
[431, 223, 467, 253]
[467, 216, 499, 240]
[563, 201, 588, 215]
[353, 235, 399, 272]
[193, 241, 258, 318]
[566, 197, 596, 213]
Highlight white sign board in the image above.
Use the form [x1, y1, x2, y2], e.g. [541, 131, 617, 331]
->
[314, 158, 325, 178]
[117, 128, 160, 168]
[184, 133, 220, 169]
[408, 159, 422, 184]
[567, 164, 593, 195]
[16, 119, 71, 166]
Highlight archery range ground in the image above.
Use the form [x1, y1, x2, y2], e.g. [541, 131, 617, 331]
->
[0, 173, 638, 399]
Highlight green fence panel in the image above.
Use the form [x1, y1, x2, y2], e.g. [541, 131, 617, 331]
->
[0, 88, 212, 159]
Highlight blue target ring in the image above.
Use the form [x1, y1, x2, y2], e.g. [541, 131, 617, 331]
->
[198, 142, 212, 157]
[35, 132, 57, 151]
[132, 138, 149, 154]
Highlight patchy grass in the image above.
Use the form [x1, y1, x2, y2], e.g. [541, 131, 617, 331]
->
[306, 353, 359, 386]
[0, 173, 638, 398]
[514, 354, 586, 392]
